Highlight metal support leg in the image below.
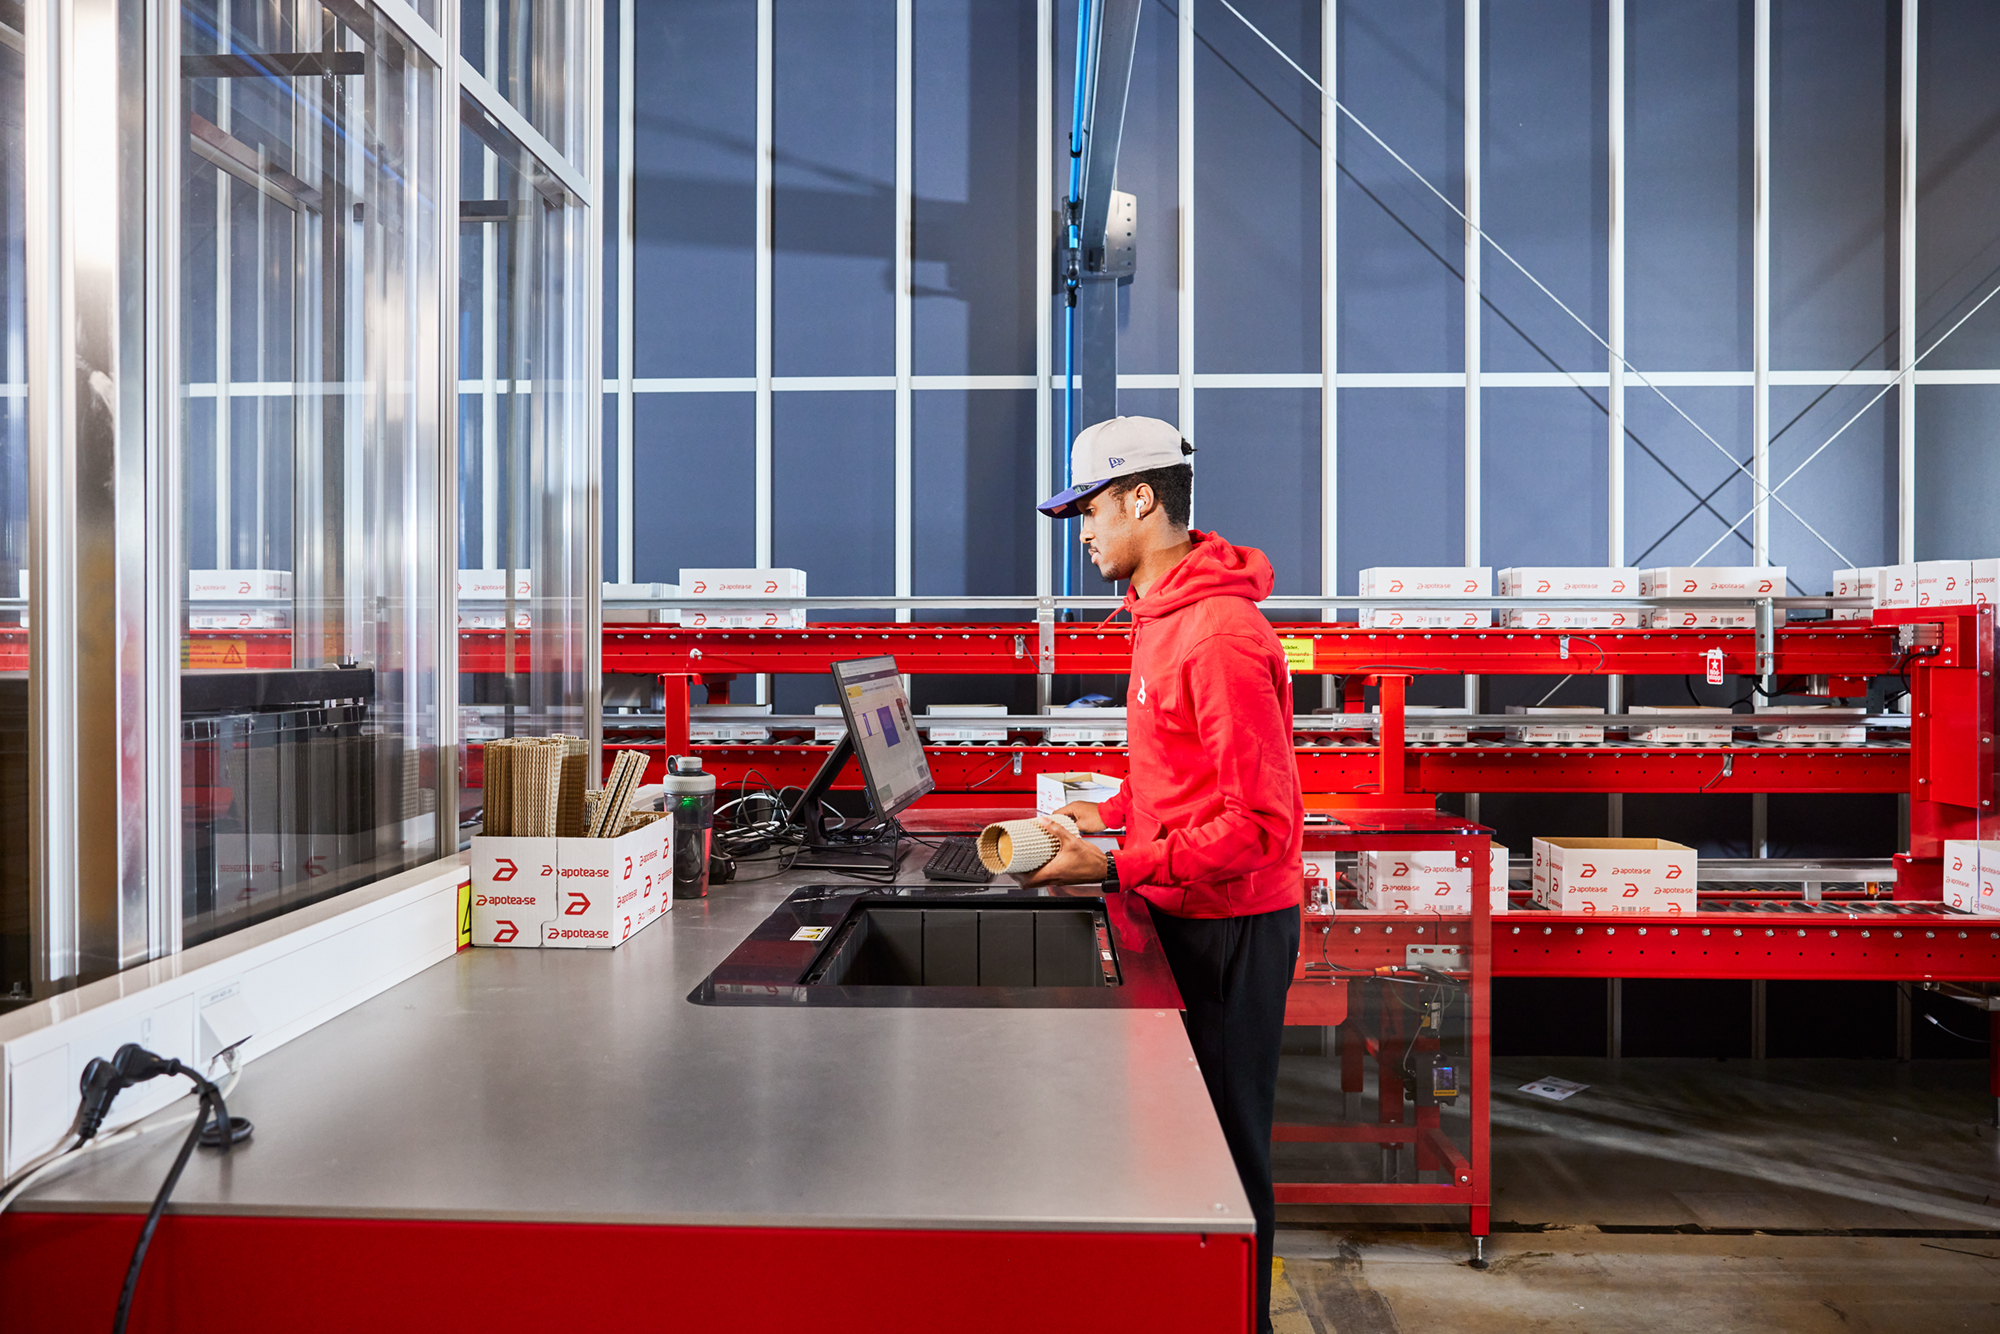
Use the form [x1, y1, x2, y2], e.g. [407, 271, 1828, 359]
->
[1470, 1233, 1488, 1270]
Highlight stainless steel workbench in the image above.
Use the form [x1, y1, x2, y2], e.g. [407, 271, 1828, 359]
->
[19, 850, 1253, 1236]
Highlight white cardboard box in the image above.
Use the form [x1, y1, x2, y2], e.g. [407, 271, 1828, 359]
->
[1358, 847, 1509, 914]
[1628, 705, 1732, 746]
[1756, 707, 1866, 745]
[1941, 840, 2000, 914]
[1506, 706, 1604, 745]
[1644, 606, 1785, 630]
[458, 569, 532, 600]
[1831, 567, 1880, 621]
[1385, 706, 1471, 744]
[923, 704, 1009, 743]
[1498, 567, 1640, 597]
[603, 582, 679, 623]
[189, 568, 293, 600]
[1036, 771, 1124, 816]
[189, 609, 289, 630]
[1980, 859, 2000, 917]
[1501, 608, 1641, 630]
[1918, 560, 1973, 608]
[469, 822, 670, 948]
[1972, 559, 1998, 610]
[691, 704, 773, 743]
[1361, 606, 1491, 629]
[678, 607, 808, 629]
[1878, 563, 1918, 609]
[1357, 567, 1491, 598]
[1303, 855, 1334, 915]
[813, 703, 846, 742]
[457, 610, 531, 630]
[678, 567, 807, 598]
[1532, 837, 1697, 915]
[1638, 567, 1785, 598]
[1041, 707, 1126, 744]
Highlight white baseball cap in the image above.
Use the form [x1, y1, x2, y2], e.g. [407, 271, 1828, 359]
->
[1036, 416, 1194, 518]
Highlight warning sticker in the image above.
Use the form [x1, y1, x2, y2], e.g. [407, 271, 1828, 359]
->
[790, 926, 831, 942]
[1279, 638, 1315, 672]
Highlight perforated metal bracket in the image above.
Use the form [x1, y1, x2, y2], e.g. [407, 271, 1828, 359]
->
[1037, 598, 1056, 674]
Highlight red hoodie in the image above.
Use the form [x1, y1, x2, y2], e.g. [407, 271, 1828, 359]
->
[1097, 531, 1305, 919]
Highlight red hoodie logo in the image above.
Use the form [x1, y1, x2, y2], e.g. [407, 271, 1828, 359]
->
[1136, 676, 1147, 705]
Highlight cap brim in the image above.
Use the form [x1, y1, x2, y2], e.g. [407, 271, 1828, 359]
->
[1036, 478, 1112, 519]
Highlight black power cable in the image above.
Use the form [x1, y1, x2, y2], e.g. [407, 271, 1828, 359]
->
[70, 1044, 252, 1333]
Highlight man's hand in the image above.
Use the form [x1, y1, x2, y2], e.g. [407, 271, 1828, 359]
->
[1053, 800, 1106, 834]
[1020, 817, 1111, 886]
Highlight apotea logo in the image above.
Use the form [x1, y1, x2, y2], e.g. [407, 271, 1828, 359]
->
[492, 857, 519, 882]
[1664, 864, 1683, 880]
[1577, 861, 1598, 879]
[1462, 579, 1479, 593]
[1392, 861, 1410, 877]
[1433, 882, 1452, 897]
[1611, 579, 1628, 593]
[1135, 676, 1148, 705]
[763, 579, 778, 593]
[1757, 578, 1776, 594]
[1389, 579, 1405, 593]
[1680, 579, 1698, 594]
[691, 580, 708, 593]
[1535, 580, 1552, 594]
[1622, 883, 1640, 898]
[624, 856, 634, 880]
[565, 891, 592, 916]
[1953, 854, 1966, 871]
[493, 920, 519, 944]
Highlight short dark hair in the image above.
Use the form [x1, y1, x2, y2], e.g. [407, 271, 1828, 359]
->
[1106, 463, 1193, 528]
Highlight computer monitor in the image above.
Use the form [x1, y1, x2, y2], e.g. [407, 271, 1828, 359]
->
[785, 656, 934, 868]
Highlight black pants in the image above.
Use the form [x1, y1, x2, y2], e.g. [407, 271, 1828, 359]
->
[1147, 901, 1301, 1334]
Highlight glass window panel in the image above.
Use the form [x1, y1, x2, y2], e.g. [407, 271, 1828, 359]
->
[455, 97, 594, 841]
[460, 0, 574, 163]
[178, 0, 443, 946]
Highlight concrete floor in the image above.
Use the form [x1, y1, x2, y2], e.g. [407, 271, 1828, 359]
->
[1269, 1055, 2000, 1332]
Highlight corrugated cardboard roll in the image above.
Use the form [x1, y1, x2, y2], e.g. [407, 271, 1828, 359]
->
[976, 813, 1080, 874]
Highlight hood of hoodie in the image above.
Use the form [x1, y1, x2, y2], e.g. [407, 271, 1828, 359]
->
[1123, 530, 1275, 623]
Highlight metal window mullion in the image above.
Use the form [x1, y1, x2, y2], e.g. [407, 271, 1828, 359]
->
[754, 0, 772, 569]
[1607, 0, 1624, 568]
[215, 6, 233, 571]
[894, 0, 911, 624]
[1035, 0, 1051, 605]
[481, 0, 501, 572]
[1321, 0, 1336, 648]
[1462, 0, 1480, 574]
[1751, 0, 1770, 566]
[438, 0, 463, 847]
[1177, 0, 1193, 440]
[26, 0, 77, 989]
[583, 0, 607, 772]
[616, 0, 635, 585]
[1463, 0, 1480, 724]
[149, 0, 182, 959]
[1898, 0, 1917, 563]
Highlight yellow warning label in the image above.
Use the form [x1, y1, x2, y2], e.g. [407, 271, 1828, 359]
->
[456, 875, 473, 949]
[1279, 638, 1315, 672]
[182, 638, 248, 668]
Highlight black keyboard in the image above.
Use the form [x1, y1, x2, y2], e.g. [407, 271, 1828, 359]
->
[922, 836, 994, 884]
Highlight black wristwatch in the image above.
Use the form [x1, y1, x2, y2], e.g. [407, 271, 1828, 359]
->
[1101, 851, 1118, 889]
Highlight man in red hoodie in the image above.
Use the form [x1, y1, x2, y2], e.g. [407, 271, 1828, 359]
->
[1027, 415, 1304, 1334]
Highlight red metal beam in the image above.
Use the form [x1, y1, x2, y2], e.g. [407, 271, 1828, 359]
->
[598, 741, 1907, 796]
[592, 622, 1903, 679]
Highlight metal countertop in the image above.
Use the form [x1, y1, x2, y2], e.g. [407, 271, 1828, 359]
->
[20, 849, 1252, 1234]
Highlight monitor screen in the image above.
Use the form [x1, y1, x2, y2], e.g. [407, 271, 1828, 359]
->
[830, 656, 934, 821]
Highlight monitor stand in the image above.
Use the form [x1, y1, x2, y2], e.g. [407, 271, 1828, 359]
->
[785, 732, 908, 879]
